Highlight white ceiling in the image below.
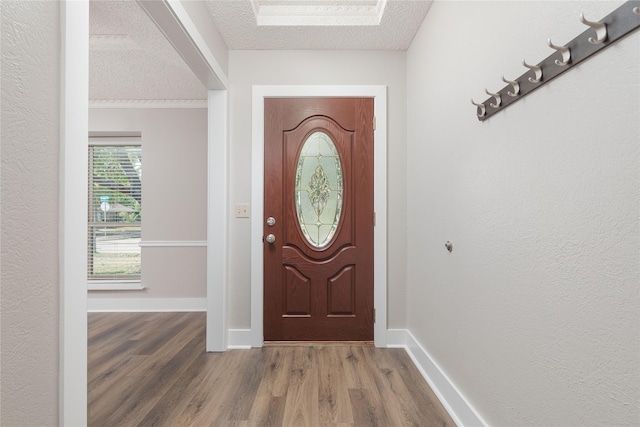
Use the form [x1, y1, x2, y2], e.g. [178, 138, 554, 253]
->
[89, 0, 432, 101]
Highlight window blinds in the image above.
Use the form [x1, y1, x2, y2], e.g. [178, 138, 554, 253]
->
[88, 137, 142, 281]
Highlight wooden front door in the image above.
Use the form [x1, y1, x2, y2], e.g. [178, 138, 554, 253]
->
[264, 98, 374, 342]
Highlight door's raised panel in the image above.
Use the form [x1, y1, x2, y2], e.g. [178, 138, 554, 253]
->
[282, 245, 356, 277]
[327, 265, 356, 316]
[283, 265, 311, 316]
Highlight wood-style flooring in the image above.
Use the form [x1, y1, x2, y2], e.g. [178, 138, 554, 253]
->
[88, 312, 456, 427]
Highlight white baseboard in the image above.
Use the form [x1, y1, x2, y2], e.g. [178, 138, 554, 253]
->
[87, 297, 206, 312]
[228, 329, 253, 349]
[88, 280, 144, 291]
[392, 329, 488, 427]
[386, 328, 409, 347]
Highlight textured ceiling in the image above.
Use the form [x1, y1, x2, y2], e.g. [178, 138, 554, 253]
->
[89, 0, 433, 101]
[89, 0, 207, 101]
[207, 0, 433, 50]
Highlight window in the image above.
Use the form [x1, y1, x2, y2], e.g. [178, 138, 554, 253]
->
[88, 137, 142, 283]
[295, 131, 343, 248]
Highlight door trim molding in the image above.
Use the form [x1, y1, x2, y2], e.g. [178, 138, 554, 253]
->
[206, 90, 230, 351]
[60, 1, 89, 424]
[251, 85, 388, 347]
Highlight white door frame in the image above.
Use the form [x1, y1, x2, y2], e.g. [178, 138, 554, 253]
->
[60, 1, 89, 424]
[250, 85, 388, 347]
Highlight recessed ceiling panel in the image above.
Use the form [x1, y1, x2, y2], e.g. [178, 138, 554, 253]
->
[251, 0, 387, 26]
[207, 0, 433, 50]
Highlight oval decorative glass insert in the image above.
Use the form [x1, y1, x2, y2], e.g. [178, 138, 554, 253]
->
[295, 131, 343, 248]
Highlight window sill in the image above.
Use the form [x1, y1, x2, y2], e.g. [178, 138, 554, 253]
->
[88, 280, 145, 291]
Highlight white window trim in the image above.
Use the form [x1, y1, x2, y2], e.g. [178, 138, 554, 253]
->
[87, 280, 145, 291]
[88, 134, 141, 145]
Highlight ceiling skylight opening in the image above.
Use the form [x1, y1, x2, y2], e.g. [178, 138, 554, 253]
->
[250, 0, 388, 26]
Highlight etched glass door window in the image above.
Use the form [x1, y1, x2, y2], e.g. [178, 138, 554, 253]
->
[295, 131, 343, 248]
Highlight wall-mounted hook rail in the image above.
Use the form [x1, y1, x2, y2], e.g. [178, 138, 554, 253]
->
[522, 60, 543, 83]
[471, 99, 486, 118]
[485, 89, 501, 108]
[474, 0, 640, 121]
[502, 76, 520, 97]
[580, 13, 608, 44]
[547, 39, 571, 66]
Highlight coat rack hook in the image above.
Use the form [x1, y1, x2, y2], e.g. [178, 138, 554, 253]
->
[502, 76, 520, 97]
[471, 99, 486, 118]
[634, 7, 640, 15]
[485, 89, 501, 108]
[547, 38, 571, 66]
[522, 59, 543, 83]
[580, 13, 607, 44]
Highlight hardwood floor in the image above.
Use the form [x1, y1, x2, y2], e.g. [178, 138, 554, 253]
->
[88, 312, 456, 427]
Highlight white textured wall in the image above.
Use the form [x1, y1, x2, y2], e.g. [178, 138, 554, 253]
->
[1, 1, 60, 424]
[89, 108, 207, 299]
[228, 50, 408, 328]
[406, 1, 639, 426]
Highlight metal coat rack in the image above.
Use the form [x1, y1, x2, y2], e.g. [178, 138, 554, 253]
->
[472, 1, 640, 121]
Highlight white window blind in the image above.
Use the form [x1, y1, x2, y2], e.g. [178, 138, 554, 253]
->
[88, 137, 142, 281]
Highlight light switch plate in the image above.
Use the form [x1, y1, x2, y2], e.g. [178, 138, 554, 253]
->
[235, 203, 250, 218]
